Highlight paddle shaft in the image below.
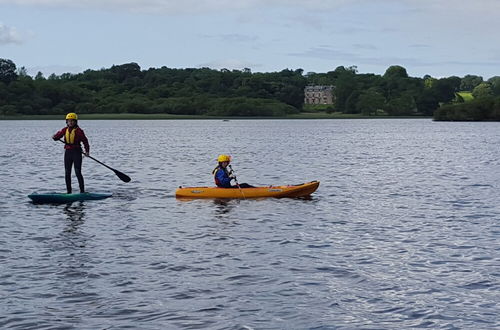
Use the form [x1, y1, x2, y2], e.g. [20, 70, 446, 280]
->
[85, 154, 114, 171]
[229, 165, 245, 199]
[57, 140, 131, 182]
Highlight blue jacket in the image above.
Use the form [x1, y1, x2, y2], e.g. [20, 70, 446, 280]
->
[214, 166, 232, 188]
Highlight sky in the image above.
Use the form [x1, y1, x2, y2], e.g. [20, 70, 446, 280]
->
[1, 0, 499, 79]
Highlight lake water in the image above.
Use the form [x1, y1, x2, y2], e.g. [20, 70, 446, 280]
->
[0, 119, 499, 329]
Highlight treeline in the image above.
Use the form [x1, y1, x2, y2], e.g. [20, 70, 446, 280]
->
[0, 58, 499, 117]
[433, 78, 500, 120]
[0, 59, 303, 117]
[434, 96, 500, 121]
[307, 66, 500, 117]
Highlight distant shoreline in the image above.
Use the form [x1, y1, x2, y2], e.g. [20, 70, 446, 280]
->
[0, 113, 432, 120]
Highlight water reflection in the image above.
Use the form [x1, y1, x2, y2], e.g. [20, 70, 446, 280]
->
[63, 202, 86, 234]
[56, 202, 98, 308]
[213, 199, 235, 216]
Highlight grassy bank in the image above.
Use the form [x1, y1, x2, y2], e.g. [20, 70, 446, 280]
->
[0, 112, 432, 120]
[286, 112, 430, 119]
[0, 113, 214, 120]
[457, 91, 474, 102]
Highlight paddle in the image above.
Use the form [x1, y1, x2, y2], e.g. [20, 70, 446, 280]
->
[58, 140, 131, 182]
[228, 165, 245, 199]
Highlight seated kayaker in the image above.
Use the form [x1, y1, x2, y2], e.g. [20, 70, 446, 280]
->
[212, 154, 253, 188]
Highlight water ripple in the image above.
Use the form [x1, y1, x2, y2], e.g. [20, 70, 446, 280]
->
[0, 119, 499, 329]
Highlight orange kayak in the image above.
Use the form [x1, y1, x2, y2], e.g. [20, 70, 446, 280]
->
[175, 181, 319, 199]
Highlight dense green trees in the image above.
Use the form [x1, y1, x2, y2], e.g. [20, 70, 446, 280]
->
[472, 82, 493, 98]
[434, 96, 500, 121]
[0, 58, 497, 119]
[0, 59, 18, 84]
[460, 75, 483, 91]
[306, 65, 462, 116]
[488, 76, 500, 96]
[356, 88, 385, 115]
[0, 60, 306, 116]
[434, 76, 500, 121]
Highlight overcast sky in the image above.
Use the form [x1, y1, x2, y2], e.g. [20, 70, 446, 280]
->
[1, 0, 499, 78]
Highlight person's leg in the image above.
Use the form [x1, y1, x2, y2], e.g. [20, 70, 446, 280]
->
[73, 151, 85, 193]
[235, 183, 254, 188]
[64, 150, 73, 194]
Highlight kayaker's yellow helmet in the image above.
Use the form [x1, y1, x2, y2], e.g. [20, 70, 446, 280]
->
[217, 154, 231, 163]
[66, 112, 78, 120]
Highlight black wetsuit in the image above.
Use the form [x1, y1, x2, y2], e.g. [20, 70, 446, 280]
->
[53, 125, 89, 194]
[65, 148, 84, 194]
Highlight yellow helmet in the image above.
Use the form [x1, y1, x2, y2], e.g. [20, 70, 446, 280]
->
[217, 154, 231, 163]
[66, 112, 78, 120]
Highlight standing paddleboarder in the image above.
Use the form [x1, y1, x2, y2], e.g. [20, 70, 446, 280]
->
[52, 113, 90, 194]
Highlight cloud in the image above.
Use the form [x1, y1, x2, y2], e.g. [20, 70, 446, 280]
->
[0, 23, 23, 44]
[1, 0, 498, 12]
[286, 13, 329, 31]
[339, 27, 370, 34]
[26, 64, 84, 76]
[409, 44, 431, 49]
[290, 46, 429, 67]
[0, 0, 354, 13]
[290, 45, 500, 70]
[442, 59, 500, 67]
[403, 0, 500, 13]
[289, 46, 358, 61]
[353, 43, 378, 50]
[0, 0, 251, 14]
[201, 33, 258, 43]
[198, 58, 262, 70]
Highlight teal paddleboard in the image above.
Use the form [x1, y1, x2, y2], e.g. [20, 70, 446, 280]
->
[28, 192, 112, 204]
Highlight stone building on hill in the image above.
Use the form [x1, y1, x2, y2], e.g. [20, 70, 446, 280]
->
[304, 85, 335, 105]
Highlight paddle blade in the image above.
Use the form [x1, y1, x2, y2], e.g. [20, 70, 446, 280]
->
[114, 169, 131, 182]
